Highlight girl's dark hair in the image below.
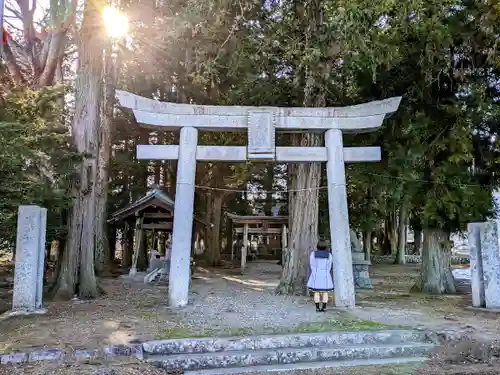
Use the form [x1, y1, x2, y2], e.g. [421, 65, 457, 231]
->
[317, 241, 329, 250]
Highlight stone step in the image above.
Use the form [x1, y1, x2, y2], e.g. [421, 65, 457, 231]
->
[183, 356, 429, 375]
[147, 342, 435, 371]
[142, 330, 432, 356]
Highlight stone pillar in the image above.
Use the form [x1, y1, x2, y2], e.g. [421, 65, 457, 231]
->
[350, 231, 372, 289]
[169, 127, 198, 308]
[325, 129, 356, 308]
[12, 205, 47, 314]
[468, 222, 485, 308]
[241, 223, 249, 273]
[352, 261, 373, 289]
[36, 207, 47, 309]
[479, 220, 500, 309]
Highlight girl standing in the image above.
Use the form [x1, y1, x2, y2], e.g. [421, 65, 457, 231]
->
[307, 241, 334, 312]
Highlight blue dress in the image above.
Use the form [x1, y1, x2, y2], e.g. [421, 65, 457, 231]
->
[307, 250, 334, 292]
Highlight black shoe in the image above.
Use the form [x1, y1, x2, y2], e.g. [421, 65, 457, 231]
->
[320, 303, 327, 312]
[315, 302, 320, 312]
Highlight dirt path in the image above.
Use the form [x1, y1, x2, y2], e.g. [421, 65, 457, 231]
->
[0, 261, 498, 353]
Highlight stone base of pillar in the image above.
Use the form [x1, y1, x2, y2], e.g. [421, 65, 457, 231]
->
[1, 308, 47, 320]
[352, 260, 373, 289]
[129, 267, 138, 277]
[464, 306, 500, 314]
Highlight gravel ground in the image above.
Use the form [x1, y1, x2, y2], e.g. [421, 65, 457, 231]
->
[183, 262, 345, 333]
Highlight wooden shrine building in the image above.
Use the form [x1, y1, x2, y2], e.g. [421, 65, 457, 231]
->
[226, 213, 288, 272]
[109, 187, 208, 275]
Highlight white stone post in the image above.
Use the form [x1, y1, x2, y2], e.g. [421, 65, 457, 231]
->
[12, 205, 47, 314]
[479, 220, 500, 309]
[241, 223, 249, 273]
[325, 129, 356, 308]
[168, 127, 198, 308]
[468, 222, 485, 308]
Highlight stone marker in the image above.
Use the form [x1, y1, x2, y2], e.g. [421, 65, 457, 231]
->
[468, 222, 485, 308]
[349, 231, 372, 289]
[479, 220, 500, 309]
[9, 205, 47, 316]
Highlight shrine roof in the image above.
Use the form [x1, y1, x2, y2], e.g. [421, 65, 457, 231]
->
[108, 187, 209, 226]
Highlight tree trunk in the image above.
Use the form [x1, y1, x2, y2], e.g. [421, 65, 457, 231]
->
[95, 43, 114, 275]
[52, 1, 103, 299]
[394, 206, 408, 264]
[276, 0, 325, 295]
[387, 209, 398, 256]
[382, 222, 394, 256]
[108, 226, 117, 263]
[137, 230, 148, 270]
[167, 161, 177, 196]
[414, 228, 422, 255]
[203, 191, 223, 266]
[276, 134, 322, 295]
[411, 229, 456, 294]
[205, 193, 223, 266]
[122, 221, 134, 267]
[159, 232, 166, 255]
[363, 231, 372, 262]
[154, 133, 164, 185]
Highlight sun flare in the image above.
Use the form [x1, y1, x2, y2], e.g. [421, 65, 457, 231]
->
[102, 6, 129, 38]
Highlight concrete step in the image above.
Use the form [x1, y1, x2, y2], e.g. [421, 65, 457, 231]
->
[183, 356, 429, 375]
[147, 342, 435, 371]
[142, 330, 432, 355]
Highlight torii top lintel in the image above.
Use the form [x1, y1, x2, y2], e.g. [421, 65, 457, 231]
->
[116, 90, 401, 134]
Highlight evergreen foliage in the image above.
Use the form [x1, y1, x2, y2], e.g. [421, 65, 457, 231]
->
[0, 87, 77, 249]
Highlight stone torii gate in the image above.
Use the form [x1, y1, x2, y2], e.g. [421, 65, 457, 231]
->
[117, 90, 401, 309]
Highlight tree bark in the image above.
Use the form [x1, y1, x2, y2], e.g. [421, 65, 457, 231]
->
[122, 221, 134, 267]
[137, 229, 148, 270]
[108, 226, 117, 263]
[158, 232, 166, 255]
[394, 206, 408, 264]
[381, 223, 392, 255]
[52, 0, 103, 299]
[276, 134, 322, 295]
[411, 229, 456, 294]
[95, 43, 114, 275]
[387, 208, 398, 256]
[414, 228, 422, 255]
[363, 231, 372, 262]
[207, 192, 224, 266]
[154, 132, 164, 185]
[205, 192, 223, 266]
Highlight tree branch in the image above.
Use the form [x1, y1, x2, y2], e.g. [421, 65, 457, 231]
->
[5, 4, 23, 19]
[1, 28, 25, 84]
[14, 0, 41, 76]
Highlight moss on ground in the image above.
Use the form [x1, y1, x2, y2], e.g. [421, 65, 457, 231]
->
[154, 318, 401, 340]
[249, 363, 422, 375]
[269, 363, 422, 375]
